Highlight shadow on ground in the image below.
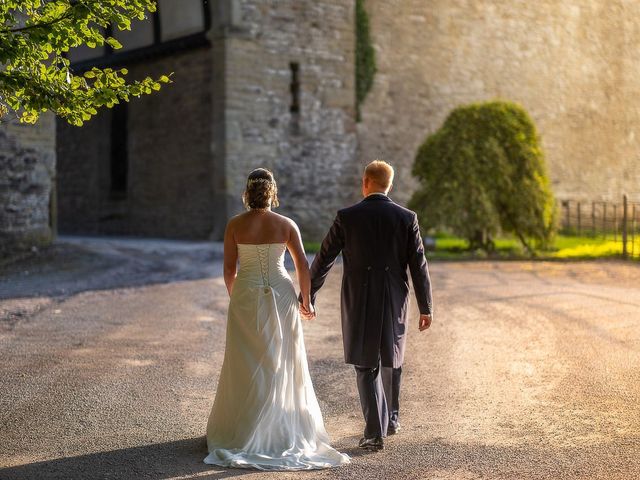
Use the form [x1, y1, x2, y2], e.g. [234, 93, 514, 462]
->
[0, 237, 224, 301]
[0, 437, 251, 480]
[0, 236, 316, 302]
[4, 436, 639, 479]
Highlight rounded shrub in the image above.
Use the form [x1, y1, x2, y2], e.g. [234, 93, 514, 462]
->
[408, 100, 557, 253]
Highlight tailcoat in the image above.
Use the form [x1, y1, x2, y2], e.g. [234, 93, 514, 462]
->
[310, 194, 433, 368]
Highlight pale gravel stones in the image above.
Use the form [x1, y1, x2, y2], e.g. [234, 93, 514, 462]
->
[0, 238, 638, 479]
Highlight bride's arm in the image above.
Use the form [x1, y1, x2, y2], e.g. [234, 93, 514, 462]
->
[223, 220, 238, 296]
[286, 221, 313, 316]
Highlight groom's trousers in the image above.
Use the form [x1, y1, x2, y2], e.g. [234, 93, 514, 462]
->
[355, 361, 402, 438]
[382, 365, 402, 431]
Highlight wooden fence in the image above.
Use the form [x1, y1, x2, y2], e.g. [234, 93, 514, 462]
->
[558, 194, 640, 258]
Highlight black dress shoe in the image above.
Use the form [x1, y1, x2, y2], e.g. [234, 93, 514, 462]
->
[387, 423, 401, 435]
[358, 436, 384, 451]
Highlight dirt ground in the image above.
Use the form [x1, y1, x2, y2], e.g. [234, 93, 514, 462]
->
[1, 236, 639, 479]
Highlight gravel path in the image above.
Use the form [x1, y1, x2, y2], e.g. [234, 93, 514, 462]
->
[1, 237, 639, 479]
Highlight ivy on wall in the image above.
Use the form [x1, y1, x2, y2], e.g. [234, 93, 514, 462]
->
[355, 0, 376, 121]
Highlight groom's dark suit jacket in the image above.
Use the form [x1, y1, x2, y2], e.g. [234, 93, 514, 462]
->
[309, 194, 433, 369]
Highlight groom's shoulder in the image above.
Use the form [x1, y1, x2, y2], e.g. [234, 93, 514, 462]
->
[381, 203, 417, 229]
[336, 199, 364, 215]
[337, 203, 360, 215]
[337, 198, 416, 221]
[393, 202, 419, 220]
[337, 200, 369, 220]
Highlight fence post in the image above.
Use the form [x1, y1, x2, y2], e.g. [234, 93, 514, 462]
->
[603, 203, 608, 238]
[564, 200, 571, 231]
[622, 194, 628, 258]
[591, 201, 596, 237]
[633, 205, 637, 257]
[577, 201, 582, 236]
[614, 204, 618, 242]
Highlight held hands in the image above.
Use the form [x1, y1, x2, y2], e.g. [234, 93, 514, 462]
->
[299, 301, 316, 321]
[419, 313, 432, 331]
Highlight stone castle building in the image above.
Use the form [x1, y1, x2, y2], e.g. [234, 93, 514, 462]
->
[56, 0, 359, 241]
[3, 0, 639, 252]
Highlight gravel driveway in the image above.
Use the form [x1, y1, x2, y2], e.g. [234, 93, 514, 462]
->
[1, 236, 639, 479]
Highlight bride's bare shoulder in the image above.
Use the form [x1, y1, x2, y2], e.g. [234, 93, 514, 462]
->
[224, 212, 248, 231]
[271, 211, 299, 229]
[229, 211, 249, 221]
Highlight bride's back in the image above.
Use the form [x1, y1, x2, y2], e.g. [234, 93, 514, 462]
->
[232, 210, 292, 245]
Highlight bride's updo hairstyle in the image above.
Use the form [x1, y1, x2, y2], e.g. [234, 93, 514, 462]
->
[243, 168, 279, 210]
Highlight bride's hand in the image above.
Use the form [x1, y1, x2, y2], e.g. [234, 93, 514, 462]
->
[307, 303, 316, 319]
[300, 301, 316, 320]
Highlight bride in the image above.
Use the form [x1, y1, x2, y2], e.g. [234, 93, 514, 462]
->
[203, 168, 350, 470]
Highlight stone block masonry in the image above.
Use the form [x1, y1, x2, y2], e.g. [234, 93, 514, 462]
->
[224, 0, 361, 239]
[56, 47, 219, 239]
[45, 1, 364, 244]
[359, 0, 640, 206]
[55, 0, 361, 242]
[8, 0, 640, 252]
[0, 116, 56, 258]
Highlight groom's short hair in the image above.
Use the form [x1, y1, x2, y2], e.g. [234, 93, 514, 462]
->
[364, 160, 394, 189]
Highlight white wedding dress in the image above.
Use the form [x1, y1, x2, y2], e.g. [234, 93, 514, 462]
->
[204, 243, 350, 470]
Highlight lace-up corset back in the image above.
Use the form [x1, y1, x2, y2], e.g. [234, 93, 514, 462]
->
[236, 243, 289, 287]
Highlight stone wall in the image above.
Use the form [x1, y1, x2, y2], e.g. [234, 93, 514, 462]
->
[0, 117, 56, 257]
[224, 0, 360, 239]
[57, 46, 219, 239]
[55, 1, 361, 242]
[358, 0, 640, 205]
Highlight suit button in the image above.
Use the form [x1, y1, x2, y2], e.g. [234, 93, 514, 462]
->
[384, 266, 389, 271]
[367, 266, 372, 270]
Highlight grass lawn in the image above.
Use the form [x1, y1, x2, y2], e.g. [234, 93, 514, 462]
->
[304, 234, 640, 261]
[430, 233, 640, 261]
[302, 242, 322, 254]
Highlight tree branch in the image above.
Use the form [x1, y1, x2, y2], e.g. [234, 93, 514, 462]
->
[4, 11, 75, 34]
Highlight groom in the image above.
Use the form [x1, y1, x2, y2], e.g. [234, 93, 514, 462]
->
[304, 160, 433, 451]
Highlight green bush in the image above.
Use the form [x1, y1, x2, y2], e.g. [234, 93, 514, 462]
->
[409, 100, 557, 253]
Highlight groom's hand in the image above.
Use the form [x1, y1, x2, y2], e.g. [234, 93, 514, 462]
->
[419, 314, 432, 331]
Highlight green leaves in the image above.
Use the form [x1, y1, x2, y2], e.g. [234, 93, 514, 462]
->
[0, 0, 172, 126]
[409, 101, 557, 254]
[105, 37, 122, 50]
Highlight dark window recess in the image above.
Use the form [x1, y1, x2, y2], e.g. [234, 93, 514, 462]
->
[152, 10, 162, 44]
[290, 62, 300, 114]
[68, 0, 210, 69]
[110, 103, 128, 195]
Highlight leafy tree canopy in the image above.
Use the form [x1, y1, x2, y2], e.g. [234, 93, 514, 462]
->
[409, 100, 557, 254]
[0, 0, 171, 126]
